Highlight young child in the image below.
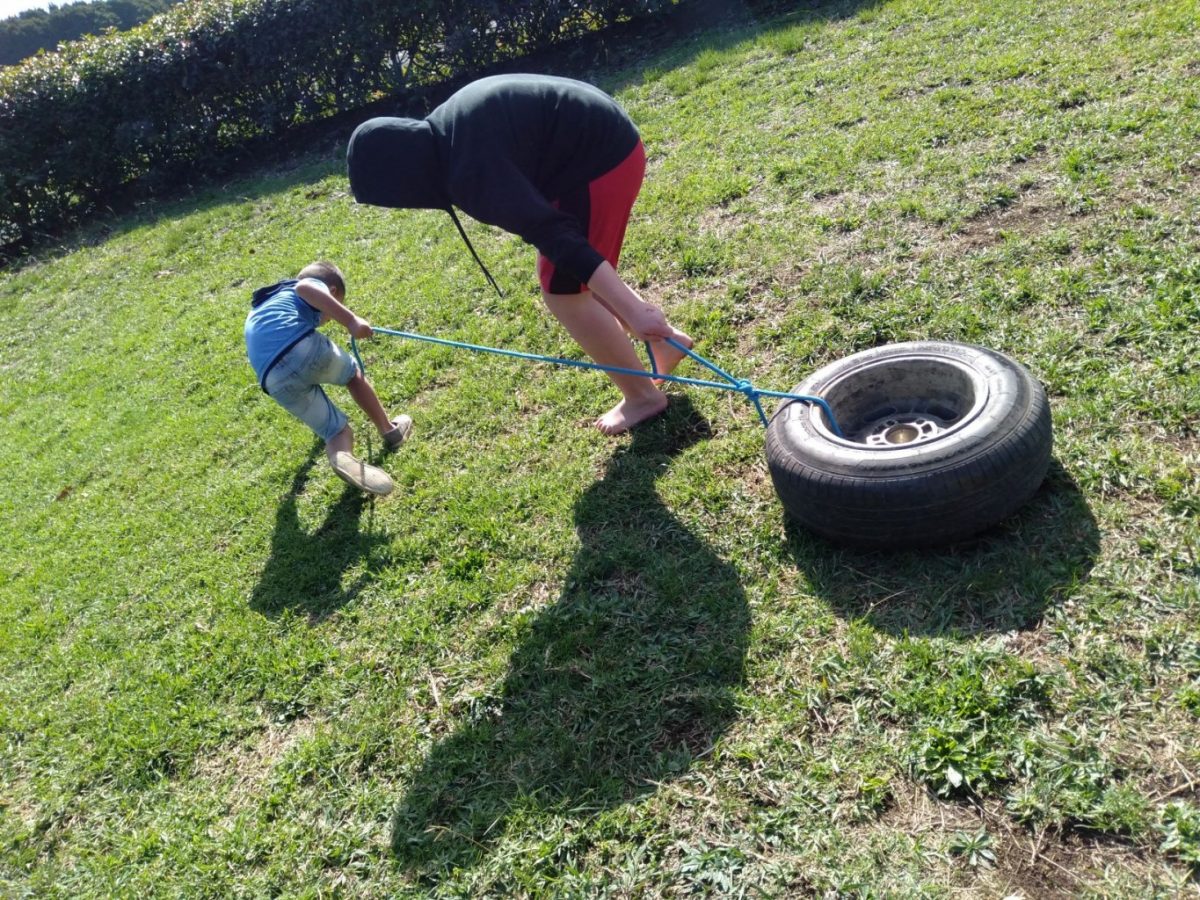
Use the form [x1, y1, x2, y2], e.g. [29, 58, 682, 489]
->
[346, 73, 695, 436]
[245, 261, 411, 496]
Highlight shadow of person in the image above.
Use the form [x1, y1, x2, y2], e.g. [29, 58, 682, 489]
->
[785, 459, 1100, 637]
[250, 444, 390, 622]
[390, 396, 749, 875]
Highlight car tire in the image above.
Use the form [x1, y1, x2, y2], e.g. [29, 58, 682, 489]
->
[765, 341, 1052, 549]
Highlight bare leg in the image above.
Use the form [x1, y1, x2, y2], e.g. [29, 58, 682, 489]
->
[543, 291, 668, 435]
[648, 331, 694, 382]
[346, 371, 395, 436]
[325, 423, 354, 462]
[587, 293, 694, 382]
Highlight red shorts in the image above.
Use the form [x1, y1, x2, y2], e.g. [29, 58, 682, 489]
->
[538, 139, 646, 295]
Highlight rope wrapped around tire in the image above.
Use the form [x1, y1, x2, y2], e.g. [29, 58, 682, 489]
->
[765, 341, 1052, 549]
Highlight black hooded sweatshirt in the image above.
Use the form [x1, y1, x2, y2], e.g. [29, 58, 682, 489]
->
[346, 74, 640, 287]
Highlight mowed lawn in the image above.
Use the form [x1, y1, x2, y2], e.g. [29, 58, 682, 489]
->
[1, 0, 1198, 895]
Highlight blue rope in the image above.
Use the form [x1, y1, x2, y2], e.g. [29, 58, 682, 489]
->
[351, 329, 843, 437]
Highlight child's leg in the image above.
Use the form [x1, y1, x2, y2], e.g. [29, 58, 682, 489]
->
[542, 291, 668, 435]
[325, 423, 354, 460]
[346, 371, 395, 435]
[266, 336, 353, 454]
[346, 369, 412, 450]
[266, 333, 396, 494]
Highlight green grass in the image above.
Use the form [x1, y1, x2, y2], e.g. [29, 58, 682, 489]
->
[2, 0, 1199, 894]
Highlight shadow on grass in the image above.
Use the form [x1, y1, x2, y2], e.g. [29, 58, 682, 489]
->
[249, 444, 390, 621]
[390, 396, 749, 875]
[786, 460, 1100, 636]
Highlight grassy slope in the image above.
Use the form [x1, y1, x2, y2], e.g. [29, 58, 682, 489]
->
[1, 0, 1198, 895]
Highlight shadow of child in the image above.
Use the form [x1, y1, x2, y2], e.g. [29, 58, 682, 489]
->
[249, 444, 391, 622]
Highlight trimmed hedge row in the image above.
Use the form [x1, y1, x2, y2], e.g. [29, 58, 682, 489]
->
[0, 0, 673, 253]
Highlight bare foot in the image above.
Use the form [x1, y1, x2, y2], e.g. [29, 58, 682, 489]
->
[594, 392, 669, 435]
[650, 331, 694, 383]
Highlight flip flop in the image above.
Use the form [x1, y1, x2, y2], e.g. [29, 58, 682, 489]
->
[330, 451, 394, 496]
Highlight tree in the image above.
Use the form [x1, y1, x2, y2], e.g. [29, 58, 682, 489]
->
[0, 0, 183, 67]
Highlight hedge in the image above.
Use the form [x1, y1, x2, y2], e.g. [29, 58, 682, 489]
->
[0, 0, 675, 254]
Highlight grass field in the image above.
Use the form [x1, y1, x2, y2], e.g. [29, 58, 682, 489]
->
[2, 0, 1198, 895]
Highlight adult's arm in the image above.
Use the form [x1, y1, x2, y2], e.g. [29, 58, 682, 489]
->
[453, 159, 606, 285]
[586, 261, 673, 342]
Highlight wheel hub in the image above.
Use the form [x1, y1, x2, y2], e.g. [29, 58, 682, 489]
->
[860, 409, 959, 447]
[806, 354, 989, 449]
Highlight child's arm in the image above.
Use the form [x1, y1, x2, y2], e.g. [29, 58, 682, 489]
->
[296, 279, 373, 339]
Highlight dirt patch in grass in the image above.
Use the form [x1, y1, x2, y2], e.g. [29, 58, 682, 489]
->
[194, 717, 317, 812]
[998, 818, 1188, 899]
[878, 786, 1173, 896]
[994, 627, 1064, 671]
[984, 829, 1158, 899]
[952, 185, 1065, 250]
[695, 204, 748, 241]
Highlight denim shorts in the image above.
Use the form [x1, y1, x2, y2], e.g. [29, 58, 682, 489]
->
[263, 331, 358, 442]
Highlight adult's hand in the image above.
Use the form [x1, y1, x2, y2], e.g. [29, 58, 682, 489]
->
[623, 302, 674, 342]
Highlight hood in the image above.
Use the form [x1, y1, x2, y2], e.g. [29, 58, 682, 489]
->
[346, 117, 449, 210]
[250, 278, 297, 307]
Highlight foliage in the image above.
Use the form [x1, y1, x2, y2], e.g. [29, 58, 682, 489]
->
[947, 829, 997, 869]
[895, 647, 1050, 798]
[0, 0, 183, 67]
[1159, 802, 1200, 870]
[0, 0, 676, 255]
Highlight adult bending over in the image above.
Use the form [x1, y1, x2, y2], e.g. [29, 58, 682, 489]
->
[346, 73, 694, 435]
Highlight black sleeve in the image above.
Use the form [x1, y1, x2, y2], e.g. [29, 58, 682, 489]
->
[451, 159, 605, 285]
